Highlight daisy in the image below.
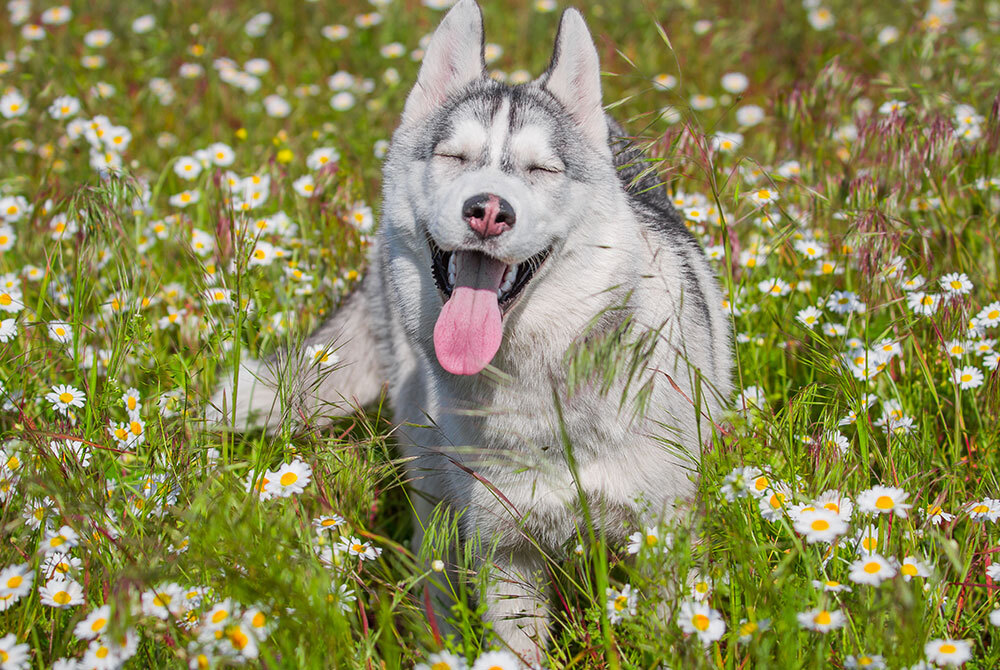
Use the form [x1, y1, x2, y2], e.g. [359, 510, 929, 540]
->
[307, 147, 340, 170]
[470, 651, 521, 670]
[169, 190, 200, 208]
[737, 618, 770, 642]
[265, 460, 312, 497]
[335, 536, 382, 561]
[849, 554, 897, 586]
[922, 503, 955, 526]
[48, 321, 73, 344]
[141, 582, 185, 619]
[0, 91, 27, 119]
[940, 273, 973, 295]
[845, 654, 885, 669]
[721, 71, 749, 93]
[812, 579, 851, 593]
[0, 634, 29, 670]
[794, 508, 847, 544]
[48, 95, 81, 119]
[924, 639, 971, 666]
[416, 651, 467, 670]
[0, 562, 33, 599]
[907, 291, 940, 316]
[815, 490, 854, 522]
[976, 301, 1000, 327]
[173, 156, 203, 180]
[677, 599, 726, 645]
[808, 7, 834, 30]
[204, 598, 236, 630]
[82, 638, 120, 669]
[736, 104, 765, 127]
[41, 525, 80, 553]
[45, 384, 87, 414]
[627, 526, 667, 555]
[953, 366, 983, 390]
[0, 287, 23, 314]
[711, 132, 743, 153]
[853, 524, 884, 555]
[293, 175, 317, 197]
[689, 571, 712, 602]
[965, 499, 1000, 522]
[42, 551, 81, 579]
[330, 91, 356, 111]
[347, 203, 375, 231]
[900, 555, 931, 581]
[797, 607, 845, 632]
[857, 486, 912, 518]
[74, 604, 112, 640]
[39, 577, 85, 608]
[749, 187, 779, 206]
[758, 485, 791, 521]
[605, 583, 637, 624]
[990, 609, 1000, 627]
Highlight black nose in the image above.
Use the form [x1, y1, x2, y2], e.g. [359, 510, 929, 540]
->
[462, 193, 516, 238]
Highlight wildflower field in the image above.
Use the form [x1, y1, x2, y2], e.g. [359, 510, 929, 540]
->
[1, 0, 999, 667]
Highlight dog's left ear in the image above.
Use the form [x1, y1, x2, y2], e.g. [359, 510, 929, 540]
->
[539, 9, 607, 149]
[402, 0, 485, 126]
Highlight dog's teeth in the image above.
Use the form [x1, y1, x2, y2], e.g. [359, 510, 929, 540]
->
[447, 254, 456, 287]
[498, 264, 518, 297]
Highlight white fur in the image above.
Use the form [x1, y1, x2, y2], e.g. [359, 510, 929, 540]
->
[209, 3, 732, 663]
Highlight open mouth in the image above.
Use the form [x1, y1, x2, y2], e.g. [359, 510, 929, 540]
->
[428, 237, 551, 376]
[429, 238, 550, 312]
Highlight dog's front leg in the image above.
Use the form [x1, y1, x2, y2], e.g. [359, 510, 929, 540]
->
[482, 548, 550, 665]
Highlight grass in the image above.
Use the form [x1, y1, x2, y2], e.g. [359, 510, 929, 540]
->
[0, 0, 999, 667]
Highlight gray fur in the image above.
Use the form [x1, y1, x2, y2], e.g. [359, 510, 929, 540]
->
[209, 0, 732, 661]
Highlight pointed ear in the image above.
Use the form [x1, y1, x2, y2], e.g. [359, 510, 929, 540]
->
[402, 0, 485, 125]
[539, 9, 607, 149]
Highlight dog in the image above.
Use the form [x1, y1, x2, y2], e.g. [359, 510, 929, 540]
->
[210, 0, 732, 661]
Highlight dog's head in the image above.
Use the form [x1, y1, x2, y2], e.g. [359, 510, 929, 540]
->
[386, 0, 621, 376]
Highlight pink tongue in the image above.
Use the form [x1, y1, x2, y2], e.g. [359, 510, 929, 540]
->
[433, 251, 507, 375]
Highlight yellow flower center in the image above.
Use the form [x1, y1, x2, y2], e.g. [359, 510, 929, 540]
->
[754, 476, 769, 491]
[91, 617, 107, 631]
[875, 495, 894, 509]
[757, 189, 771, 199]
[252, 612, 266, 628]
[814, 611, 831, 625]
[53, 590, 72, 605]
[863, 561, 881, 574]
[227, 628, 249, 650]
[940, 643, 957, 654]
[280, 472, 297, 486]
[901, 564, 918, 577]
[693, 613, 710, 631]
[811, 519, 830, 531]
[614, 595, 628, 611]
[7, 575, 22, 588]
[972, 504, 988, 514]
[59, 392, 74, 403]
[212, 609, 228, 623]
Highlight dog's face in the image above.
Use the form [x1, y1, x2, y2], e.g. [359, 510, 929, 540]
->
[384, 0, 618, 376]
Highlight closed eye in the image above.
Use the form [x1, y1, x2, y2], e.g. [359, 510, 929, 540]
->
[433, 152, 468, 162]
[528, 164, 563, 175]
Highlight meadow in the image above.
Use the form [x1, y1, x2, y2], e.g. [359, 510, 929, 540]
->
[1, 0, 999, 667]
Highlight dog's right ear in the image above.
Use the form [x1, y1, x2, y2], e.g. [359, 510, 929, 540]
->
[402, 0, 485, 126]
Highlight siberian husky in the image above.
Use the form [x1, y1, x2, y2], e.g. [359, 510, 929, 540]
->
[211, 0, 732, 660]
